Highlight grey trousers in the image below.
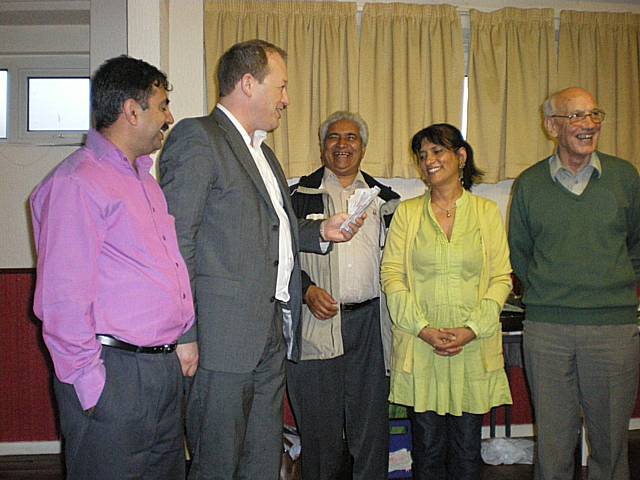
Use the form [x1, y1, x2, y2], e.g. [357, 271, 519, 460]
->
[524, 321, 639, 480]
[287, 299, 390, 480]
[54, 346, 185, 480]
[186, 304, 286, 480]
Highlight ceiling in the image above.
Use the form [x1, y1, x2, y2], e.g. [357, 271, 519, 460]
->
[0, 1, 89, 25]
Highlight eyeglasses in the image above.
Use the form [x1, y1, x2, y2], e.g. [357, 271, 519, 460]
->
[550, 109, 606, 125]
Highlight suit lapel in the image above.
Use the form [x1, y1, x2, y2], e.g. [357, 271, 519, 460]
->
[212, 107, 300, 250]
[212, 108, 274, 214]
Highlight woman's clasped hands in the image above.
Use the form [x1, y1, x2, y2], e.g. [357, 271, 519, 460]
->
[418, 326, 476, 357]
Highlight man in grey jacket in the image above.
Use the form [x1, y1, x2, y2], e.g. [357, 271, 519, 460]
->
[287, 111, 400, 480]
[160, 41, 363, 480]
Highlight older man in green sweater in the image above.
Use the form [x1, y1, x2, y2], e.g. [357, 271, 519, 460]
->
[509, 87, 640, 480]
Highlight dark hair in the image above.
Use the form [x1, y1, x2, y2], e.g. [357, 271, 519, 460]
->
[217, 39, 287, 97]
[91, 55, 171, 131]
[411, 123, 483, 190]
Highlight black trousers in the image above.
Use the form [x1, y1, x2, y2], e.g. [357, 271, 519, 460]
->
[409, 410, 484, 480]
[54, 346, 184, 480]
[287, 299, 390, 480]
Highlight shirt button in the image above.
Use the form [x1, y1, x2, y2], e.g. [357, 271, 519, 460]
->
[175, 262, 179, 268]
[152, 207, 156, 213]
[274, 260, 279, 266]
[183, 293, 187, 299]
[272, 225, 278, 231]
[270, 296, 276, 303]
[162, 235, 166, 241]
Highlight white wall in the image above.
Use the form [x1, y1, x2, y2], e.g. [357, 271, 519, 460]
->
[1, 0, 638, 268]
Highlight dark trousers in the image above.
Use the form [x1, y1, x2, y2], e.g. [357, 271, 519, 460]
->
[54, 346, 184, 480]
[186, 302, 286, 480]
[409, 410, 484, 480]
[287, 299, 390, 480]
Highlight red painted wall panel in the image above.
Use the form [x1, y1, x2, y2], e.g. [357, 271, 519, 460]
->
[1, 269, 639, 443]
[0, 270, 58, 442]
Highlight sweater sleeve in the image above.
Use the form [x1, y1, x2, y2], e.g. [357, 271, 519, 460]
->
[381, 202, 429, 337]
[625, 168, 640, 285]
[508, 178, 533, 290]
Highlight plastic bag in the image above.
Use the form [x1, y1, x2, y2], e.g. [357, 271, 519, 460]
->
[481, 437, 534, 465]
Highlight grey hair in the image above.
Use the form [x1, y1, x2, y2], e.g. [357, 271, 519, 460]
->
[542, 95, 556, 117]
[319, 111, 369, 147]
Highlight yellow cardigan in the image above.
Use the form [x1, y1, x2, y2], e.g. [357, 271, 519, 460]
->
[381, 191, 512, 378]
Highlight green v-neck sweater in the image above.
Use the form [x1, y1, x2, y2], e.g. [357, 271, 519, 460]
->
[509, 152, 640, 325]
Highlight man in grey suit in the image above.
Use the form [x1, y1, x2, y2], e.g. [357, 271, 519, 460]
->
[159, 39, 363, 480]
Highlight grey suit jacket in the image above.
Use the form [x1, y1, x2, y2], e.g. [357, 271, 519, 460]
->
[159, 107, 324, 372]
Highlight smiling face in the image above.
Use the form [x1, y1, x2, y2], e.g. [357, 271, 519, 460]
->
[250, 52, 289, 133]
[417, 139, 466, 190]
[136, 85, 174, 156]
[322, 119, 365, 187]
[545, 88, 601, 172]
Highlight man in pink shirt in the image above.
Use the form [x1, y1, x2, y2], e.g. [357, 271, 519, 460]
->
[30, 55, 196, 479]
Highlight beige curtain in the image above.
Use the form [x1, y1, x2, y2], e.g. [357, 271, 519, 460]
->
[467, 8, 556, 182]
[204, 0, 358, 176]
[558, 11, 640, 169]
[358, 3, 464, 178]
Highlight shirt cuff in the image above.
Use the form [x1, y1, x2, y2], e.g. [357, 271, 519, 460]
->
[73, 362, 106, 410]
[463, 321, 480, 338]
[415, 319, 430, 337]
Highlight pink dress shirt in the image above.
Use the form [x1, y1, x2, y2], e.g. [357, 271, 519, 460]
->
[31, 129, 195, 409]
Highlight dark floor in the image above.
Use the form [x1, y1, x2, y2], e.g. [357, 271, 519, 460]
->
[2, 430, 640, 480]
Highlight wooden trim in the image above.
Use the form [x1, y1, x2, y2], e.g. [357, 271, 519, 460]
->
[0, 268, 35, 274]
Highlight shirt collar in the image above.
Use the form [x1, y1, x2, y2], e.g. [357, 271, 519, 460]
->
[217, 103, 267, 149]
[548, 152, 602, 180]
[85, 129, 152, 173]
[322, 168, 367, 190]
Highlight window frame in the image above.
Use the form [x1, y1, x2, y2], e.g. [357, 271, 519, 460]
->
[0, 54, 89, 146]
[0, 69, 7, 139]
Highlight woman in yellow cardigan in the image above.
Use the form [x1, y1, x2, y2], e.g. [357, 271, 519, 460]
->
[381, 124, 512, 480]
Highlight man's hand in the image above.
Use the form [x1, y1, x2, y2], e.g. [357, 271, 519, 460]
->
[305, 285, 339, 320]
[176, 341, 199, 377]
[320, 213, 366, 242]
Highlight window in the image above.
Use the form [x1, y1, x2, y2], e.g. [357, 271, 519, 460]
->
[0, 54, 89, 144]
[461, 76, 469, 138]
[0, 70, 6, 139]
[28, 77, 90, 132]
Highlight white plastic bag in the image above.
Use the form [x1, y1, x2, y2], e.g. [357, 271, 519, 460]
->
[481, 437, 534, 465]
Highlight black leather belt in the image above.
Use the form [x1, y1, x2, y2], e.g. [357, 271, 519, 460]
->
[341, 297, 378, 311]
[96, 334, 177, 354]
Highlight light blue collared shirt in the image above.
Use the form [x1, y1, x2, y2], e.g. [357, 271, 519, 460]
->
[548, 152, 602, 195]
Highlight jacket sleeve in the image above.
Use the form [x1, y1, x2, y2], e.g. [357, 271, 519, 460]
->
[159, 119, 216, 344]
[465, 202, 512, 338]
[380, 201, 429, 337]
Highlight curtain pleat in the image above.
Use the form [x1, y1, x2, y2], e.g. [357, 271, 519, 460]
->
[467, 7, 556, 182]
[558, 11, 640, 168]
[204, 0, 358, 176]
[358, 3, 464, 178]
